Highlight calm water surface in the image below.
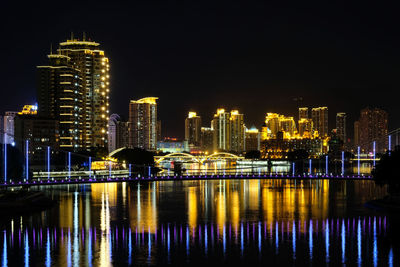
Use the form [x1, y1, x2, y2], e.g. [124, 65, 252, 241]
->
[0, 179, 398, 266]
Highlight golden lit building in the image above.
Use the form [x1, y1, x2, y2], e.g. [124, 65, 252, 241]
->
[37, 53, 83, 150]
[211, 108, 231, 151]
[129, 97, 158, 151]
[185, 112, 202, 147]
[311, 107, 328, 137]
[264, 113, 297, 139]
[58, 37, 110, 149]
[230, 110, 245, 153]
[298, 118, 313, 138]
[299, 107, 309, 120]
[201, 127, 214, 154]
[245, 127, 260, 151]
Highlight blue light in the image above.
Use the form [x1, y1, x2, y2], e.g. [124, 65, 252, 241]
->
[325, 155, 329, 175]
[89, 157, 92, 178]
[389, 135, 392, 153]
[373, 217, 377, 267]
[292, 221, 296, 260]
[25, 140, 29, 181]
[357, 146, 360, 176]
[341, 220, 345, 264]
[68, 152, 71, 179]
[47, 146, 50, 180]
[341, 151, 345, 175]
[4, 141, 7, 183]
[24, 230, 29, 267]
[325, 219, 329, 263]
[357, 219, 362, 266]
[373, 141, 376, 167]
[129, 164, 132, 177]
[309, 159, 312, 174]
[11, 142, 15, 147]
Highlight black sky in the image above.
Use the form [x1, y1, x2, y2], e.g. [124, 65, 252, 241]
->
[1, 1, 399, 138]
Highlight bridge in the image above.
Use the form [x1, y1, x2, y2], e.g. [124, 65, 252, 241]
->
[0, 172, 372, 188]
[155, 152, 244, 164]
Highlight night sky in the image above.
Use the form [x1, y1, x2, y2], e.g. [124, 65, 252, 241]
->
[1, 1, 399, 138]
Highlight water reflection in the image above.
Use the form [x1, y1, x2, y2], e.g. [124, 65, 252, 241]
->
[0, 179, 394, 266]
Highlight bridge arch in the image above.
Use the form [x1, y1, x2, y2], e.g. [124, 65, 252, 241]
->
[155, 152, 200, 163]
[202, 152, 243, 162]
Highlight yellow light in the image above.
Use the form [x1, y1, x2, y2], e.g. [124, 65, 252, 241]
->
[188, 112, 197, 118]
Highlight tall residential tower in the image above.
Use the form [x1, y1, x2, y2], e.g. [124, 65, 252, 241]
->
[129, 97, 158, 151]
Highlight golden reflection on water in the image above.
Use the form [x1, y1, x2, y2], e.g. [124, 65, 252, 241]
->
[0, 179, 389, 266]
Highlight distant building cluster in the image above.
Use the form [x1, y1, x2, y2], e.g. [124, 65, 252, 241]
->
[0, 35, 392, 163]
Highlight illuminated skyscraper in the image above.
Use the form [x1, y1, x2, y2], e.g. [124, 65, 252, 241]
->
[299, 107, 309, 120]
[108, 114, 129, 152]
[58, 37, 110, 149]
[230, 110, 245, 153]
[336, 112, 346, 143]
[37, 54, 83, 150]
[201, 127, 214, 154]
[358, 107, 388, 153]
[3, 111, 17, 145]
[298, 118, 313, 138]
[264, 113, 297, 139]
[311, 107, 328, 137]
[245, 127, 260, 151]
[129, 97, 158, 151]
[211, 109, 231, 151]
[185, 112, 202, 147]
[354, 120, 360, 147]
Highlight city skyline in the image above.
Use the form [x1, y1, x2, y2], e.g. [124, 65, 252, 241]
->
[1, 2, 399, 138]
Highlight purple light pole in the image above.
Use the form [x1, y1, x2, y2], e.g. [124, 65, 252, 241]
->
[4, 137, 7, 183]
[357, 146, 360, 176]
[309, 159, 312, 175]
[389, 135, 392, 155]
[109, 161, 112, 178]
[373, 141, 376, 167]
[129, 164, 132, 177]
[325, 155, 328, 175]
[89, 157, 92, 177]
[47, 146, 50, 179]
[292, 162, 295, 176]
[341, 151, 344, 175]
[25, 140, 29, 181]
[68, 152, 71, 179]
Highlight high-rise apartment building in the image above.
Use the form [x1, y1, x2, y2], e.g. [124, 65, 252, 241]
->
[311, 107, 328, 137]
[129, 97, 158, 151]
[354, 121, 360, 147]
[58, 38, 110, 149]
[358, 107, 388, 153]
[108, 114, 129, 152]
[264, 113, 297, 139]
[211, 109, 231, 151]
[336, 113, 346, 143]
[37, 54, 83, 150]
[299, 107, 309, 120]
[298, 118, 313, 138]
[37, 37, 110, 150]
[201, 127, 214, 154]
[230, 110, 245, 153]
[185, 112, 202, 147]
[3, 111, 17, 145]
[245, 127, 260, 151]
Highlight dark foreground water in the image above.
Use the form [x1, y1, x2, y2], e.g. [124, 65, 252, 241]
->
[0, 179, 398, 266]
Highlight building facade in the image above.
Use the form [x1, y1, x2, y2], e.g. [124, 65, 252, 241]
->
[245, 127, 260, 151]
[3, 111, 17, 145]
[299, 107, 309, 120]
[37, 54, 83, 150]
[230, 110, 245, 153]
[358, 107, 388, 153]
[58, 38, 110, 149]
[201, 127, 214, 154]
[311, 107, 328, 137]
[336, 112, 346, 143]
[211, 109, 231, 151]
[185, 112, 202, 147]
[129, 97, 158, 151]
